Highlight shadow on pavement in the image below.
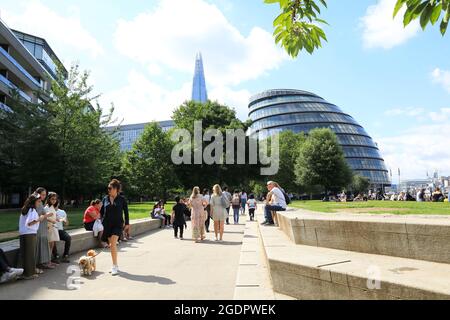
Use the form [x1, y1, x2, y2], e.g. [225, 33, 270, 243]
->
[118, 271, 175, 285]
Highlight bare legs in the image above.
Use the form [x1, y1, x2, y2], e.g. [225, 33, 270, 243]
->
[219, 221, 224, 241]
[109, 235, 119, 266]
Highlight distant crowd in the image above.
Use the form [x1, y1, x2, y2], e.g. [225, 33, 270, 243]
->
[322, 187, 449, 203]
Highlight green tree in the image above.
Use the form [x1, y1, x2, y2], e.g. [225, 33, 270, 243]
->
[171, 100, 257, 190]
[265, 0, 448, 58]
[46, 64, 121, 199]
[294, 128, 352, 193]
[267, 130, 306, 192]
[123, 122, 179, 200]
[351, 174, 370, 194]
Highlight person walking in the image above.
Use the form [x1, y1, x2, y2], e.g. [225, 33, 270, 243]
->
[247, 194, 257, 221]
[202, 189, 211, 232]
[262, 181, 287, 226]
[210, 185, 228, 242]
[52, 200, 71, 263]
[100, 179, 130, 276]
[240, 191, 248, 215]
[19, 193, 50, 280]
[223, 187, 232, 225]
[172, 196, 187, 240]
[231, 190, 241, 224]
[44, 192, 60, 265]
[34, 187, 55, 272]
[190, 187, 207, 243]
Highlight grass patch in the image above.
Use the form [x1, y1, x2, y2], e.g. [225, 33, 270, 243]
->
[290, 200, 450, 215]
[0, 201, 176, 236]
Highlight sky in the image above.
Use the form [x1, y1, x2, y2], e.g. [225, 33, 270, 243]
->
[0, 0, 449, 181]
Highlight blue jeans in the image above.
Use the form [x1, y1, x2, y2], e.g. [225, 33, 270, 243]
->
[264, 205, 286, 223]
[233, 207, 240, 224]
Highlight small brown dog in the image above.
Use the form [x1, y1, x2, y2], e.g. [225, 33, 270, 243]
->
[78, 250, 97, 276]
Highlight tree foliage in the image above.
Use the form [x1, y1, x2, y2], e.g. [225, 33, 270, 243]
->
[171, 100, 257, 191]
[0, 64, 121, 202]
[294, 128, 352, 193]
[351, 174, 371, 194]
[394, 0, 449, 35]
[265, 0, 328, 56]
[267, 130, 306, 192]
[122, 122, 179, 200]
[265, 0, 448, 58]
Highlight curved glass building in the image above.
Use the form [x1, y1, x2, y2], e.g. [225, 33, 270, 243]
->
[248, 89, 390, 186]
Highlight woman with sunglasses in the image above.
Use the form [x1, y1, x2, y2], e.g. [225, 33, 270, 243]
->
[100, 179, 129, 276]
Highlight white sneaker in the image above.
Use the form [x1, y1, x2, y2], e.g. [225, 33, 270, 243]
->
[111, 265, 119, 276]
[214, 237, 218, 241]
[10, 268, 24, 277]
[0, 271, 17, 283]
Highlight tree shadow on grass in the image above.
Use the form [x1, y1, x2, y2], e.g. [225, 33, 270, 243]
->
[119, 271, 175, 285]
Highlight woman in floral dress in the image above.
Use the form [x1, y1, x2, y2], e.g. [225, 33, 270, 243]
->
[189, 186, 207, 243]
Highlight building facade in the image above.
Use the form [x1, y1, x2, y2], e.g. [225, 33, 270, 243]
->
[110, 121, 175, 151]
[0, 18, 66, 207]
[248, 89, 391, 186]
[191, 52, 208, 103]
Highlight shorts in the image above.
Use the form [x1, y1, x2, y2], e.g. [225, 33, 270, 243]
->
[101, 224, 123, 242]
[84, 221, 95, 231]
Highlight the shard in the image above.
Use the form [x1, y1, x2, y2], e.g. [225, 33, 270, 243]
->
[191, 52, 208, 103]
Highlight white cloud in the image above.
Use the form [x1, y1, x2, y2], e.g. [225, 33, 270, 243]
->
[99, 70, 191, 124]
[376, 123, 450, 180]
[100, 71, 252, 124]
[209, 86, 251, 119]
[429, 108, 450, 122]
[2, 0, 103, 58]
[384, 106, 450, 123]
[384, 107, 424, 117]
[360, 0, 420, 49]
[432, 68, 450, 93]
[113, 0, 286, 87]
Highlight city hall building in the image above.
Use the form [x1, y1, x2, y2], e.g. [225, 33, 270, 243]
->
[247, 89, 391, 187]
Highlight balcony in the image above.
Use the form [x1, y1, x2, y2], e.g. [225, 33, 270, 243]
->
[0, 101, 12, 113]
[0, 73, 32, 102]
[0, 46, 41, 88]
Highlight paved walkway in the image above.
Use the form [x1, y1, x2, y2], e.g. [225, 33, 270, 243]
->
[0, 220, 246, 300]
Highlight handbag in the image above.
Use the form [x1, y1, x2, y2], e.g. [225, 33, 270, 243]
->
[93, 219, 104, 237]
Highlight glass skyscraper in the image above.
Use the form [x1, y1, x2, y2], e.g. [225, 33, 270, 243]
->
[248, 89, 391, 186]
[191, 52, 208, 103]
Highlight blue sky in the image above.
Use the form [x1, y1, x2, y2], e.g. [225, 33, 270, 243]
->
[1, 0, 449, 180]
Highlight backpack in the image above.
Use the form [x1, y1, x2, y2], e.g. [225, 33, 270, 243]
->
[220, 194, 229, 208]
[282, 190, 291, 205]
[232, 194, 241, 206]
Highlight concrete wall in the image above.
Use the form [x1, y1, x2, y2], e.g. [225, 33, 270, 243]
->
[0, 218, 160, 267]
[277, 212, 450, 264]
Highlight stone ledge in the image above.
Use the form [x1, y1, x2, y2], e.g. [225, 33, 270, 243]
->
[0, 218, 161, 267]
[277, 210, 450, 264]
[258, 223, 450, 300]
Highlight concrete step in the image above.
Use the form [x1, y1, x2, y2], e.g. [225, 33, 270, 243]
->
[233, 217, 295, 300]
[277, 209, 450, 264]
[258, 221, 450, 300]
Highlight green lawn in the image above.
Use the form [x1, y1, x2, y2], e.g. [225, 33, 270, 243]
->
[290, 200, 450, 215]
[0, 201, 176, 235]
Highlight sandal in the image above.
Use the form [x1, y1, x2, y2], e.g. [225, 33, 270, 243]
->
[35, 268, 44, 274]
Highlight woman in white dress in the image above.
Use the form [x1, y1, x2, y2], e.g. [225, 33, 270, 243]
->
[44, 192, 60, 263]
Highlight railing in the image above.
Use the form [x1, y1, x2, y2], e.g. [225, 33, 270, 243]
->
[0, 74, 33, 102]
[0, 46, 41, 88]
[0, 101, 12, 113]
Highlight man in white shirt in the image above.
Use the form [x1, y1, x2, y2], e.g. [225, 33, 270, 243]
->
[261, 181, 287, 226]
[52, 202, 71, 263]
